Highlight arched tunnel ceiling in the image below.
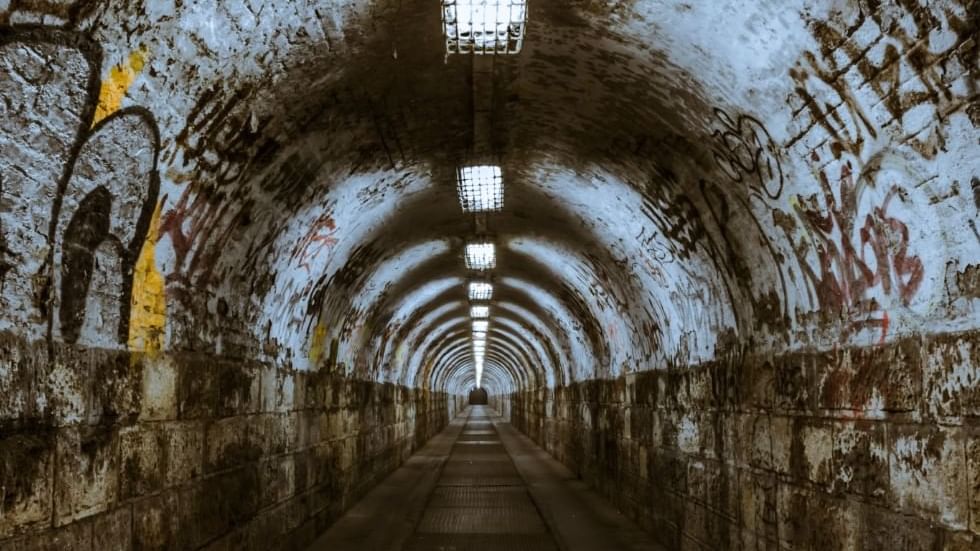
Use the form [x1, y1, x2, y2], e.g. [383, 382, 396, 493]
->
[0, 0, 977, 397]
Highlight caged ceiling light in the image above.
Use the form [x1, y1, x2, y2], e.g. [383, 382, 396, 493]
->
[465, 242, 496, 271]
[457, 165, 504, 213]
[471, 305, 490, 318]
[442, 0, 528, 55]
[473, 320, 489, 332]
[469, 282, 493, 301]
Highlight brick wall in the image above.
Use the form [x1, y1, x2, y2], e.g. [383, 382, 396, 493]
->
[510, 330, 980, 550]
[0, 332, 463, 550]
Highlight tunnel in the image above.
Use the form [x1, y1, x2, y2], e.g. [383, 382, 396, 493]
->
[0, 0, 978, 549]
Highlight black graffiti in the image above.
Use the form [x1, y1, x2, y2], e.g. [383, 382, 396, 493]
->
[0, 173, 11, 288]
[0, 28, 160, 345]
[789, 0, 978, 159]
[711, 108, 785, 200]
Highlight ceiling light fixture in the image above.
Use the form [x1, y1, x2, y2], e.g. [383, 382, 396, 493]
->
[473, 320, 489, 332]
[465, 242, 495, 271]
[442, 0, 528, 55]
[468, 282, 493, 301]
[471, 305, 490, 318]
[457, 165, 504, 213]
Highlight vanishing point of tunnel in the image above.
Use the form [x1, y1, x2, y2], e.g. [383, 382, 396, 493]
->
[1, 0, 979, 549]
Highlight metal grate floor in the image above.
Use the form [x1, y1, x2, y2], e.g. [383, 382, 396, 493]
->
[407, 406, 560, 550]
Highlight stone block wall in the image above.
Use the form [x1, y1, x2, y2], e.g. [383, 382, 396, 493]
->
[510, 330, 980, 550]
[0, 331, 463, 550]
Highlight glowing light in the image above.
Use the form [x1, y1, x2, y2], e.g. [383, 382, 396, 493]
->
[469, 282, 493, 301]
[471, 305, 490, 318]
[473, 320, 489, 332]
[475, 357, 484, 388]
[465, 242, 496, 271]
[442, 0, 527, 55]
[457, 165, 503, 213]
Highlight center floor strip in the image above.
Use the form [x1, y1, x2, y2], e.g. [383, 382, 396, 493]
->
[307, 405, 663, 551]
[404, 406, 559, 550]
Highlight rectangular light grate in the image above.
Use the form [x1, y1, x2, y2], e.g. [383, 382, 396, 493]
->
[473, 320, 489, 332]
[442, 0, 528, 55]
[457, 165, 504, 213]
[471, 305, 490, 318]
[469, 282, 493, 301]
[465, 242, 496, 271]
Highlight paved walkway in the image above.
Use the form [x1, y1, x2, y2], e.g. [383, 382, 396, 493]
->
[307, 406, 662, 551]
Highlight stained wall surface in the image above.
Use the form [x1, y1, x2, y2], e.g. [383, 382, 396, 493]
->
[0, 0, 978, 549]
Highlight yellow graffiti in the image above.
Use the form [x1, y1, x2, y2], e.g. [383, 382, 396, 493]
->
[93, 46, 148, 126]
[128, 201, 166, 355]
[309, 322, 328, 364]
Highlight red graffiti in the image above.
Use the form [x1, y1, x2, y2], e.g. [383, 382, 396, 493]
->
[159, 187, 251, 296]
[290, 213, 339, 273]
[791, 159, 924, 338]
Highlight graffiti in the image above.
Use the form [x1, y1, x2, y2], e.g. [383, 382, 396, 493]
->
[711, 109, 785, 200]
[159, 190, 240, 293]
[93, 45, 149, 126]
[128, 201, 166, 354]
[789, 0, 978, 159]
[290, 211, 339, 274]
[0, 1, 105, 27]
[0, 173, 12, 287]
[0, 29, 159, 346]
[787, 155, 924, 339]
[640, 166, 710, 261]
[163, 82, 281, 191]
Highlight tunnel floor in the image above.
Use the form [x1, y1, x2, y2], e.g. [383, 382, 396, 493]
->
[308, 406, 662, 551]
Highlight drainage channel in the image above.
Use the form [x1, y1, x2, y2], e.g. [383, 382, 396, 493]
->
[403, 406, 559, 551]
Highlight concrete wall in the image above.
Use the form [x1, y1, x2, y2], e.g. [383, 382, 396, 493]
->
[511, 329, 980, 550]
[0, 331, 463, 549]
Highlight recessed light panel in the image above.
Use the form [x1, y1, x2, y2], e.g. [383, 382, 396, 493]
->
[465, 242, 495, 271]
[471, 305, 490, 318]
[469, 282, 493, 301]
[457, 165, 503, 213]
[473, 320, 489, 332]
[442, 0, 527, 55]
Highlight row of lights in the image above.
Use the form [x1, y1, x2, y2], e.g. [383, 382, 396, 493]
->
[457, 165, 504, 389]
[443, 2, 528, 389]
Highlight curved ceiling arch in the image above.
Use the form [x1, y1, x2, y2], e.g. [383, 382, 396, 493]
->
[430, 331, 534, 392]
[7, 0, 969, 397]
[421, 319, 546, 391]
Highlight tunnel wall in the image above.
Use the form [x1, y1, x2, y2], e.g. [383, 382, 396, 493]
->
[510, 329, 980, 549]
[0, 331, 463, 549]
